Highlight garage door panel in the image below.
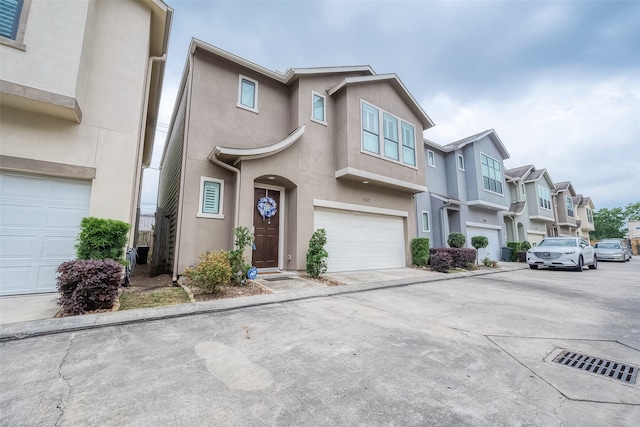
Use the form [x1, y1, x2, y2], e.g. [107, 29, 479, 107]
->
[467, 226, 500, 262]
[314, 209, 405, 273]
[1, 172, 90, 295]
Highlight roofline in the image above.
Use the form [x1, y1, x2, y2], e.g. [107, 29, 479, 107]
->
[505, 164, 534, 181]
[327, 74, 435, 129]
[190, 38, 375, 85]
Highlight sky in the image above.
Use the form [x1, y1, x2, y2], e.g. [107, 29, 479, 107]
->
[140, 0, 640, 214]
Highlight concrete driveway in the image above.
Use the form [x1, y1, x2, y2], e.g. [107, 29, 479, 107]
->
[0, 261, 638, 425]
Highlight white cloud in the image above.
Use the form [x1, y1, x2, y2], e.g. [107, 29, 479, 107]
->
[424, 72, 640, 209]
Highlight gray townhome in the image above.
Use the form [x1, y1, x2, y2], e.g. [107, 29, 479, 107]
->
[154, 39, 435, 281]
[552, 181, 579, 237]
[415, 130, 510, 262]
[504, 165, 556, 245]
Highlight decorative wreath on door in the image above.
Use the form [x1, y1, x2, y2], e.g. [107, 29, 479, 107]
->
[257, 196, 277, 220]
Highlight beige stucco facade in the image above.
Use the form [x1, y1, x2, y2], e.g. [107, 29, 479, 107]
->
[0, 0, 172, 244]
[156, 40, 433, 279]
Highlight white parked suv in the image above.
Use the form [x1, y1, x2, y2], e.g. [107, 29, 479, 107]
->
[526, 237, 597, 271]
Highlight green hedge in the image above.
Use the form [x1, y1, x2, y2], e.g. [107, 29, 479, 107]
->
[411, 238, 430, 267]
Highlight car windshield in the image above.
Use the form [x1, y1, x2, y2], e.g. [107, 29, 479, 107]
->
[538, 239, 576, 247]
[596, 242, 620, 249]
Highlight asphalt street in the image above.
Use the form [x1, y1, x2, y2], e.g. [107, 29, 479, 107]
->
[1, 261, 639, 426]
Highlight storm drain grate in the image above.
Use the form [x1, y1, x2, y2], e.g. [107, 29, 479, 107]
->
[552, 350, 638, 384]
[262, 276, 294, 282]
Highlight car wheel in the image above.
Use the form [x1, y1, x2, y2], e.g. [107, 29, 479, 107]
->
[588, 256, 597, 270]
[529, 264, 538, 270]
[575, 256, 583, 272]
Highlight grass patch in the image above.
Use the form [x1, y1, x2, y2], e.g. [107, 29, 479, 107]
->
[118, 287, 191, 310]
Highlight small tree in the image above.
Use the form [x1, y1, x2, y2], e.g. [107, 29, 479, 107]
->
[228, 226, 253, 285]
[411, 238, 430, 267]
[75, 217, 130, 263]
[471, 236, 489, 265]
[306, 229, 328, 278]
[447, 232, 466, 248]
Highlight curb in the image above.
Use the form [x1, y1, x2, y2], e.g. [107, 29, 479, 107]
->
[0, 265, 528, 343]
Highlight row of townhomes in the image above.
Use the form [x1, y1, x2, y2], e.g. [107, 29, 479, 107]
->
[0, 0, 595, 296]
[152, 40, 596, 282]
[0, 0, 173, 296]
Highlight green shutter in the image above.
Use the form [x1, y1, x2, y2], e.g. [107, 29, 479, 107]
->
[202, 181, 220, 214]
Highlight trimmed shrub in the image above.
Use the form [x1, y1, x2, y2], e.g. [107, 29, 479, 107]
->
[184, 251, 232, 294]
[306, 229, 328, 278]
[228, 226, 253, 285]
[521, 241, 532, 251]
[75, 217, 130, 263]
[430, 250, 453, 273]
[447, 232, 466, 248]
[471, 236, 489, 264]
[430, 248, 476, 269]
[56, 259, 123, 316]
[411, 238, 430, 267]
[506, 242, 522, 262]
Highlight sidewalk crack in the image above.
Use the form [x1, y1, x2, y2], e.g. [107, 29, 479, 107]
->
[55, 333, 75, 426]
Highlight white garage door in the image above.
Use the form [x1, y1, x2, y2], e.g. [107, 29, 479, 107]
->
[466, 226, 500, 262]
[0, 172, 91, 295]
[527, 233, 545, 246]
[314, 209, 406, 272]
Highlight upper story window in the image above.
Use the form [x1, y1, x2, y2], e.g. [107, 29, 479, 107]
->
[480, 153, 503, 194]
[538, 185, 551, 210]
[237, 75, 258, 113]
[520, 182, 526, 198]
[457, 154, 465, 171]
[311, 91, 326, 124]
[361, 101, 416, 167]
[566, 196, 574, 217]
[0, 0, 30, 49]
[197, 177, 224, 219]
[427, 150, 435, 167]
[587, 208, 593, 223]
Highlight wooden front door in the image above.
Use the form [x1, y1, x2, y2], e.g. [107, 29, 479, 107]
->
[252, 188, 280, 269]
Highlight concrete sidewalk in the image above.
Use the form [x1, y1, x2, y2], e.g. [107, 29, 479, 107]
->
[0, 263, 528, 341]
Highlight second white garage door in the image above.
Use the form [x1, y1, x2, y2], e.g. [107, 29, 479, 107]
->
[314, 208, 406, 272]
[466, 226, 500, 262]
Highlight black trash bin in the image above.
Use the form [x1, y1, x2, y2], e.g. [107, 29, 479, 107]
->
[500, 247, 512, 262]
[136, 246, 149, 265]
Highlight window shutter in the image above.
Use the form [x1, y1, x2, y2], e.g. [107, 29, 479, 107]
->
[202, 181, 220, 214]
[0, 0, 22, 39]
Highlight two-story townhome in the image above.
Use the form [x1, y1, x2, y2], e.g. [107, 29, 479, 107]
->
[415, 130, 510, 262]
[573, 194, 595, 242]
[504, 165, 556, 245]
[551, 181, 578, 237]
[0, 0, 172, 295]
[154, 39, 434, 280]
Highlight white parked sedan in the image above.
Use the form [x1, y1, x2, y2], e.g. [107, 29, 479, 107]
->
[527, 237, 597, 271]
[593, 240, 629, 262]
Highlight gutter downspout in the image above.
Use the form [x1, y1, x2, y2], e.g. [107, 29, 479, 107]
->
[130, 54, 167, 249]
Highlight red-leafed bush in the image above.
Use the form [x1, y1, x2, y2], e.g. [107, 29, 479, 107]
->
[430, 248, 477, 269]
[430, 250, 453, 272]
[56, 260, 123, 316]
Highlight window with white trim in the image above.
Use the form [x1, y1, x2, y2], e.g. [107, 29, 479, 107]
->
[587, 207, 593, 223]
[0, 0, 29, 47]
[520, 183, 526, 198]
[538, 185, 551, 210]
[361, 100, 417, 167]
[566, 196, 574, 217]
[480, 153, 503, 194]
[457, 154, 465, 171]
[422, 211, 430, 232]
[198, 177, 224, 219]
[427, 150, 435, 167]
[237, 75, 258, 112]
[311, 91, 326, 124]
